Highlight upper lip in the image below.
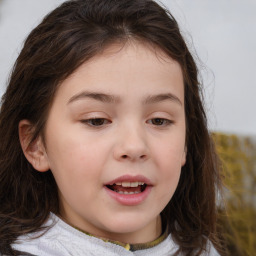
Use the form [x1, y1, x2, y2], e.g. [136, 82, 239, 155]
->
[105, 174, 153, 186]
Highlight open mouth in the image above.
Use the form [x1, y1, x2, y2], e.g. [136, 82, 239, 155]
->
[106, 181, 147, 194]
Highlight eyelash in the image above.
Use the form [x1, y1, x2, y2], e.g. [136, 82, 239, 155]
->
[81, 118, 173, 127]
[81, 118, 111, 127]
[147, 118, 173, 126]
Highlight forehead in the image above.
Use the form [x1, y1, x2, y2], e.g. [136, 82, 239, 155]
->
[66, 39, 182, 75]
[93, 40, 181, 72]
[54, 41, 184, 104]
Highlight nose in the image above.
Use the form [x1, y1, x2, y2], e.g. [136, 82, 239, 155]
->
[113, 124, 149, 162]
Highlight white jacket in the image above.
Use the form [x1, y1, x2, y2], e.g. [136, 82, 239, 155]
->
[12, 213, 220, 256]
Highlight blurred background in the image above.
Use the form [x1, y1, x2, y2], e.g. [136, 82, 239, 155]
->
[0, 0, 255, 255]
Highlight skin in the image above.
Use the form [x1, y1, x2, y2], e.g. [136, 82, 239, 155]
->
[20, 41, 186, 244]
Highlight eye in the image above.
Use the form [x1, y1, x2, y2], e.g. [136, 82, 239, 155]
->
[81, 118, 111, 127]
[147, 118, 173, 126]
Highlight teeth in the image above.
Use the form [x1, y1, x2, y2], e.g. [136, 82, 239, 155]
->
[121, 182, 131, 187]
[114, 181, 145, 187]
[115, 190, 140, 194]
[130, 182, 139, 187]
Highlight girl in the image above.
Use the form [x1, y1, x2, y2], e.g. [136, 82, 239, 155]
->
[0, 0, 223, 255]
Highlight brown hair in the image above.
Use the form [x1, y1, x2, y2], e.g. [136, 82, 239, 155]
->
[0, 0, 223, 255]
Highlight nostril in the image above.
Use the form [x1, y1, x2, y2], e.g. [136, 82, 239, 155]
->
[119, 154, 147, 160]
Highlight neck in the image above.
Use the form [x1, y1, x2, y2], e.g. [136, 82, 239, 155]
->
[59, 211, 162, 245]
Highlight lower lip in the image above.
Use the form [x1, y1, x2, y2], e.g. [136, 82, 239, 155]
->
[104, 186, 152, 206]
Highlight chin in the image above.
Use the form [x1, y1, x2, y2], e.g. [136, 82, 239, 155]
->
[105, 219, 144, 233]
[99, 212, 159, 241]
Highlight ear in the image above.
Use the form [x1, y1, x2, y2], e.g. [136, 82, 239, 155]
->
[19, 120, 50, 172]
[181, 146, 187, 166]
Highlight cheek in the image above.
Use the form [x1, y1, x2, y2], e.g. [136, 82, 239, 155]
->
[153, 142, 184, 194]
[47, 124, 102, 166]
[160, 154, 182, 187]
[46, 133, 111, 190]
[47, 143, 102, 206]
[155, 142, 185, 169]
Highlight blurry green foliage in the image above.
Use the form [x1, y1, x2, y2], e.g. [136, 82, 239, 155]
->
[212, 133, 256, 256]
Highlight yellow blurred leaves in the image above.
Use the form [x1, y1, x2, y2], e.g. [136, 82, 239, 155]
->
[213, 132, 256, 256]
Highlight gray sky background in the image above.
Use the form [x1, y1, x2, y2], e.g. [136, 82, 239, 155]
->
[0, 0, 255, 136]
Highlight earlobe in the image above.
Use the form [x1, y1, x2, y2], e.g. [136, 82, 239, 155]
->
[19, 120, 50, 172]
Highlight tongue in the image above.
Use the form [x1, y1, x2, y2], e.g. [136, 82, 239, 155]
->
[110, 185, 142, 193]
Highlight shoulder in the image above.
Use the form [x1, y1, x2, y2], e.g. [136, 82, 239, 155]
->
[159, 235, 220, 256]
[11, 214, 55, 255]
[208, 243, 220, 256]
[11, 213, 81, 256]
[11, 213, 131, 256]
[201, 240, 220, 256]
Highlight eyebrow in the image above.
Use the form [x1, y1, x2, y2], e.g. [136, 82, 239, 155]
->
[68, 91, 120, 104]
[68, 91, 182, 106]
[143, 93, 182, 106]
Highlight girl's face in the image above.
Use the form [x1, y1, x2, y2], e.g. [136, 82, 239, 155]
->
[40, 42, 186, 243]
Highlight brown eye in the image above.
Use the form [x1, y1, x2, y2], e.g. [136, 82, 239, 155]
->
[82, 118, 110, 127]
[148, 118, 172, 126]
[151, 118, 164, 125]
